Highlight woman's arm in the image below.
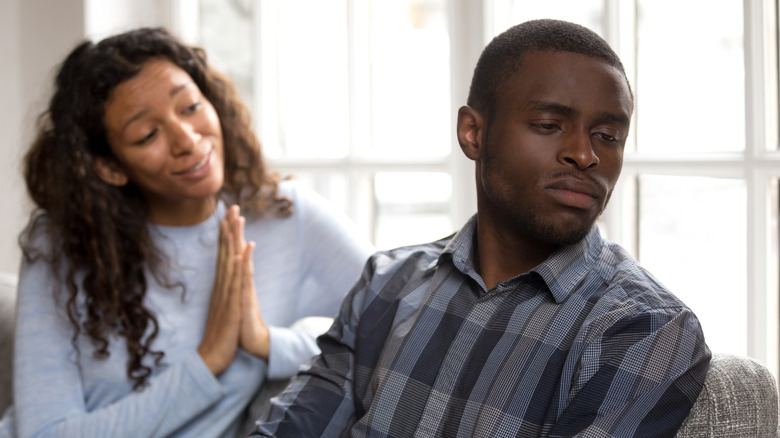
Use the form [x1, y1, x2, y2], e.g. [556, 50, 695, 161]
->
[13, 257, 225, 438]
[265, 183, 374, 379]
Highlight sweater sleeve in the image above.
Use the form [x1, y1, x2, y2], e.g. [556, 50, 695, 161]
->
[13, 255, 225, 438]
[294, 184, 374, 319]
[266, 183, 374, 379]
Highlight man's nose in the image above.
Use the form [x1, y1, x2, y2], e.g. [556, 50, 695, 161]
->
[558, 131, 599, 170]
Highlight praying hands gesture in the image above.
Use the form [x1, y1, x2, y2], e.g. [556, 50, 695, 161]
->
[197, 205, 270, 375]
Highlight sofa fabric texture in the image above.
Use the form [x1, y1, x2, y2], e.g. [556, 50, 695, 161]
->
[676, 352, 779, 437]
[0, 273, 15, 415]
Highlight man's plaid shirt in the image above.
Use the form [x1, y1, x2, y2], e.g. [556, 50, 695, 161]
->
[252, 216, 711, 437]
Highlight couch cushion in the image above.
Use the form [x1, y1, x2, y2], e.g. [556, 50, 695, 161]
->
[676, 353, 779, 437]
[0, 273, 17, 414]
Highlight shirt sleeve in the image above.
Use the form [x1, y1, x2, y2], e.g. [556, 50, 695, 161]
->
[13, 255, 225, 438]
[550, 306, 711, 437]
[250, 259, 376, 437]
[265, 183, 374, 380]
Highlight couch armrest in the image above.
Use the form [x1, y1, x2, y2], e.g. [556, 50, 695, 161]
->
[0, 273, 17, 415]
[676, 353, 779, 437]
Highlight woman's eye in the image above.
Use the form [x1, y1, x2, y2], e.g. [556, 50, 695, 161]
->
[183, 101, 201, 114]
[135, 129, 157, 145]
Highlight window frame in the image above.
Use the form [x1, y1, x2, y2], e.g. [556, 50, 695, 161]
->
[177, 0, 780, 377]
[600, 0, 780, 376]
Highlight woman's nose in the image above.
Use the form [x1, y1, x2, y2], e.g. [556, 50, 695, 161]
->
[168, 120, 199, 155]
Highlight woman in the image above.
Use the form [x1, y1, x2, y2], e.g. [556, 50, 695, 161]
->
[2, 27, 373, 437]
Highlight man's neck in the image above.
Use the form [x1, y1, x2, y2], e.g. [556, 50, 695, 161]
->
[473, 217, 559, 291]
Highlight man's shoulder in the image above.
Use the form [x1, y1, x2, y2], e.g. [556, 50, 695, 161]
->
[344, 235, 454, 314]
[369, 234, 452, 273]
[597, 240, 689, 312]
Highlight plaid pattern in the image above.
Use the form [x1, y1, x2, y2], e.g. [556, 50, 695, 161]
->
[252, 216, 711, 437]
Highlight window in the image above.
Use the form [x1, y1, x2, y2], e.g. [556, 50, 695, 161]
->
[637, 175, 748, 354]
[635, 0, 746, 154]
[186, 0, 455, 247]
[494, 0, 780, 374]
[184, 0, 780, 376]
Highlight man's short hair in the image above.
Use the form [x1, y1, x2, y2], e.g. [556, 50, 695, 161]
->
[467, 19, 633, 120]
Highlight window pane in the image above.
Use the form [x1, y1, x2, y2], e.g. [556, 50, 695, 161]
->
[772, 177, 779, 314]
[272, 0, 350, 159]
[358, 0, 451, 160]
[198, 0, 254, 109]
[636, 0, 744, 153]
[285, 172, 350, 217]
[504, 0, 604, 36]
[638, 175, 747, 355]
[374, 172, 453, 249]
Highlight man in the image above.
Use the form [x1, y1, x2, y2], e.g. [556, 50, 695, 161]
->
[250, 19, 710, 437]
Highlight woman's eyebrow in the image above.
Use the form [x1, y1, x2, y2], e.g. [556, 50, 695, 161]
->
[122, 109, 148, 133]
[121, 82, 193, 133]
[169, 81, 190, 97]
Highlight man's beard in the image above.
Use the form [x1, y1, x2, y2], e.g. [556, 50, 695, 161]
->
[504, 203, 596, 247]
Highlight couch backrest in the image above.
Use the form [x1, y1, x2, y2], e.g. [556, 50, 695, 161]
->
[0, 272, 17, 415]
[675, 353, 779, 437]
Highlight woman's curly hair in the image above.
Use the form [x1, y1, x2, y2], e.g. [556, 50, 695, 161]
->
[20, 27, 291, 390]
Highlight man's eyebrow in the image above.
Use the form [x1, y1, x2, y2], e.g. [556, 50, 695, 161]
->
[527, 101, 577, 118]
[527, 100, 630, 126]
[597, 111, 630, 126]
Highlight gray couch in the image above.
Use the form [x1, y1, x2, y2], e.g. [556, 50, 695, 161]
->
[1, 274, 778, 436]
[0, 273, 14, 416]
[676, 353, 779, 437]
[245, 354, 780, 437]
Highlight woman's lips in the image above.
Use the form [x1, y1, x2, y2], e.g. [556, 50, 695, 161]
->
[176, 149, 212, 178]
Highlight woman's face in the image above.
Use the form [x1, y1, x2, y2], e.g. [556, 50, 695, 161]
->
[100, 57, 225, 226]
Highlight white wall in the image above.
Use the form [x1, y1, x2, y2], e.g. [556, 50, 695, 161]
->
[86, 0, 177, 40]
[0, 0, 85, 275]
[0, 0, 24, 276]
[0, 0, 178, 276]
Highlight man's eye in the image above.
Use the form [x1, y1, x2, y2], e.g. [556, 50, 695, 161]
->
[595, 132, 618, 142]
[531, 123, 559, 132]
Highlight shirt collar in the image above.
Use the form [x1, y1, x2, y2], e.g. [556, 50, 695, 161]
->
[438, 215, 604, 303]
[531, 225, 604, 303]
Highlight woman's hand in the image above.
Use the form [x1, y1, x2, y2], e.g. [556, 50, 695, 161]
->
[237, 241, 270, 359]
[198, 205, 271, 375]
[197, 205, 245, 375]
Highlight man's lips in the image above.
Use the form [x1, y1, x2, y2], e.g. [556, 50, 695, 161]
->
[545, 177, 605, 209]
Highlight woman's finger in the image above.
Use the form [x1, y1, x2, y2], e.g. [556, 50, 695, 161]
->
[239, 241, 270, 359]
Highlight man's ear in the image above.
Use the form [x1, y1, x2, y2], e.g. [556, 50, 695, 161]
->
[456, 105, 486, 161]
[94, 157, 129, 187]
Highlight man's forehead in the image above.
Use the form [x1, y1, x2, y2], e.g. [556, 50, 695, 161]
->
[508, 50, 633, 111]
